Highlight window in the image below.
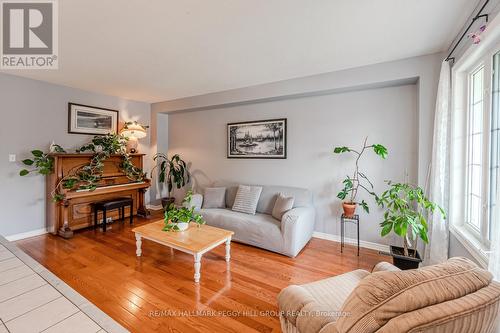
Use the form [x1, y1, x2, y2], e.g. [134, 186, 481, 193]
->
[450, 43, 500, 266]
[490, 52, 500, 240]
[466, 66, 485, 232]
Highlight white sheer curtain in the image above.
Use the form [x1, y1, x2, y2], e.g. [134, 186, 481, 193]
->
[424, 60, 451, 266]
[489, 185, 500, 280]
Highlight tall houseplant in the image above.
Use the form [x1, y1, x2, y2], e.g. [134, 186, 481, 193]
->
[333, 137, 387, 216]
[151, 153, 190, 208]
[376, 181, 446, 269]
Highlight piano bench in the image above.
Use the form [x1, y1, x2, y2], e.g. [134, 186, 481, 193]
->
[93, 197, 133, 232]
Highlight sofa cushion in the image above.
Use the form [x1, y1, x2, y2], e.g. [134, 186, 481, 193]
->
[212, 181, 239, 208]
[232, 185, 262, 214]
[197, 208, 283, 252]
[272, 193, 294, 220]
[211, 181, 313, 215]
[379, 281, 500, 333]
[257, 185, 313, 215]
[371, 261, 401, 273]
[277, 269, 369, 332]
[336, 257, 493, 333]
[202, 187, 226, 209]
[301, 269, 370, 313]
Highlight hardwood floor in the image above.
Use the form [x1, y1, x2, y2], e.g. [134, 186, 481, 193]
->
[16, 211, 389, 333]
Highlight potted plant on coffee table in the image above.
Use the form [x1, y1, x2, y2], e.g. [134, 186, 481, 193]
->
[164, 191, 205, 232]
[376, 181, 446, 270]
[333, 137, 387, 216]
[151, 153, 190, 208]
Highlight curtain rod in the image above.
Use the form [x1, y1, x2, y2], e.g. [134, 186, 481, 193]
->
[445, 0, 490, 63]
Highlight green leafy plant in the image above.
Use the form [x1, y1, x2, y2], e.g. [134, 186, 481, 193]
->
[19, 133, 145, 202]
[50, 143, 66, 153]
[120, 154, 147, 181]
[376, 181, 446, 257]
[151, 153, 190, 198]
[76, 133, 128, 155]
[19, 150, 54, 176]
[333, 137, 388, 213]
[163, 191, 205, 231]
[69, 133, 145, 189]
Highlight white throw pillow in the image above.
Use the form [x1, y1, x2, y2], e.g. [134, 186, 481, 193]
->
[202, 187, 226, 209]
[272, 193, 295, 220]
[232, 185, 263, 215]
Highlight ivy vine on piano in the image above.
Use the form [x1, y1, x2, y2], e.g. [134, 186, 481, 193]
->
[19, 133, 146, 202]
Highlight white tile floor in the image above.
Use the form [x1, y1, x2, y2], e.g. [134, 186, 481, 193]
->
[0, 237, 129, 333]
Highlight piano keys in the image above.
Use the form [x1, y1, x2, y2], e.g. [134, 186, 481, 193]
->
[46, 153, 151, 235]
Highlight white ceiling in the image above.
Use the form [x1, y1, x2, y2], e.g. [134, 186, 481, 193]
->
[2, 0, 478, 103]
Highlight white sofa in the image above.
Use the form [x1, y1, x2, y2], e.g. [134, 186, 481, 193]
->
[190, 182, 315, 257]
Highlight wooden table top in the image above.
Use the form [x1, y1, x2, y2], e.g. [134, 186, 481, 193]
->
[132, 219, 234, 253]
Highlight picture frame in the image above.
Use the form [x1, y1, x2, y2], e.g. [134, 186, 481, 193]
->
[68, 103, 119, 135]
[227, 118, 287, 159]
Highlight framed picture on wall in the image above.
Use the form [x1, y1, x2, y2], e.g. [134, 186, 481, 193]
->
[68, 103, 119, 135]
[227, 118, 287, 159]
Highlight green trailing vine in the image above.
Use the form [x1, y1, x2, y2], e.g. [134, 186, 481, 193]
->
[20, 133, 146, 202]
[19, 150, 54, 176]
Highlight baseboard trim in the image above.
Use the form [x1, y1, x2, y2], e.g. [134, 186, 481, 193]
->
[5, 228, 48, 242]
[312, 231, 389, 253]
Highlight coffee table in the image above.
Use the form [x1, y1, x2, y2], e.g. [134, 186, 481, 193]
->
[132, 220, 234, 283]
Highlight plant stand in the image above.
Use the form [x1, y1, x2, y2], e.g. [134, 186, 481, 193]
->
[341, 214, 359, 256]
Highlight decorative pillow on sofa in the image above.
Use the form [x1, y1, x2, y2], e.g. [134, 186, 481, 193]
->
[202, 187, 226, 209]
[272, 193, 294, 220]
[232, 185, 262, 215]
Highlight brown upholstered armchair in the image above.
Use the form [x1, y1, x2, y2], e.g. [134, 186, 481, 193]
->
[277, 257, 500, 333]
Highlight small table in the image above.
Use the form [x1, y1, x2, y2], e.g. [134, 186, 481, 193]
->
[340, 214, 360, 256]
[132, 220, 234, 283]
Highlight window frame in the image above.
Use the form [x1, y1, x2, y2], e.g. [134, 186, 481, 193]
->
[464, 63, 486, 235]
[450, 39, 500, 268]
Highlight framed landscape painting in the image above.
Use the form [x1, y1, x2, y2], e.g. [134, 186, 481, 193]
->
[68, 103, 119, 135]
[227, 118, 287, 159]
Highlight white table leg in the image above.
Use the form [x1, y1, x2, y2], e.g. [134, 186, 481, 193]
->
[135, 233, 142, 257]
[194, 253, 202, 283]
[225, 237, 231, 262]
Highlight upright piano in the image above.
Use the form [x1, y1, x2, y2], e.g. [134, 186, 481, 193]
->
[46, 153, 151, 235]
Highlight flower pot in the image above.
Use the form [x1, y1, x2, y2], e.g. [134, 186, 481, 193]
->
[161, 197, 176, 209]
[389, 245, 422, 270]
[164, 220, 190, 232]
[342, 202, 356, 217]
[176, 222, 190, 231]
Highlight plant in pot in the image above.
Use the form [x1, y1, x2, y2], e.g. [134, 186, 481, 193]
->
[333, 137, 388, 216]
[376, 181, 446, 270]
[164, 191, 205, 232]
[151, 153, 189, 208]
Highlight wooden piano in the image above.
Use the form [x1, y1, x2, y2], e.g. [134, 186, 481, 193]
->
[46, 153, 151, 236]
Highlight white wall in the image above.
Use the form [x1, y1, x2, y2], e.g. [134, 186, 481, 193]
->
[167, 84, 417, 245]
[0, 73, 151, 238]
[449, 233, 481, 266]
[149, 113, 170, 203]
[152, 53, 441, 188]
[152, 53, 442, 247]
